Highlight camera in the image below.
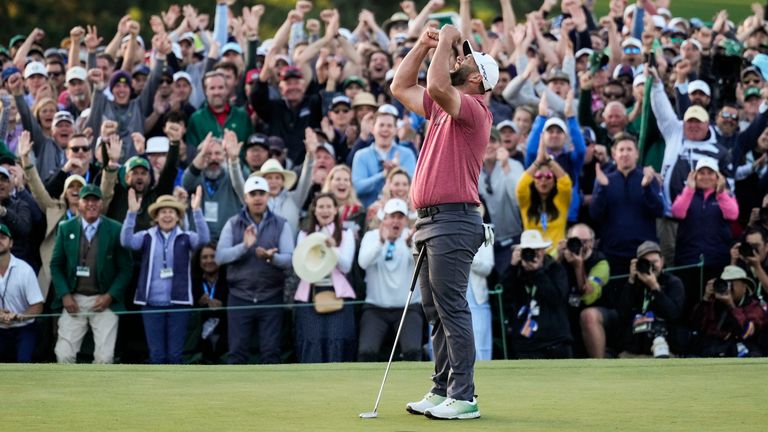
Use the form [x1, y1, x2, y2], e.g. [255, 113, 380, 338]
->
[739, 242, 756, 258]
[713, 278, 730, 295]
[566, 237, 583, 255]
[644, 52, 656, 69]
[521, 248, 537, 263]
[636, 258, 652, 274]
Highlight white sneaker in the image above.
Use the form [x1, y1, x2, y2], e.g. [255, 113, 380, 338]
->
[406, 392, 447, 415]
[424, 397, 481, 420]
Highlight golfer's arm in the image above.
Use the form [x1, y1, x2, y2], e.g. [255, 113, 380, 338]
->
[427, 39, 462, 118]
[391, 43, 430, 118]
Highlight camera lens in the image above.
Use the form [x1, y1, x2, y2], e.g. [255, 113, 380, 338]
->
[566, 237, 583, 254]
[522, 248, 536, 262]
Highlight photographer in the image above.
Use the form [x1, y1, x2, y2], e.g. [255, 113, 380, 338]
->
[502, 229, 571, 359]
[691, 266, 767, 357]
[730, 225, 768, 303]
[616, 241, 685, 358]
[556, 224, 612, 358]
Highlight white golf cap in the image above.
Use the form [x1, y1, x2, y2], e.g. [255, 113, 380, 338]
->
[173, 71, 192, 83]
[496, 119, 518, 133]
[652, 15, 666, 29]
[24, 61, 47, 79]
[377, 103, 399, 117]
[688, 80, 711, 96]
[66, 66, 87, 83]
[695, 157, 719, 173]
[681, 38, 702, 51]
[179, 32, 195, 43]
[146, 136, 170, 154]
[121, 34, 145, 49]
[244, 175, 269, 194]
[575, 48, 593, 59]
[544, 117, 567, 132]
[221, 42, 243, 55]
[518, 229, 552, 249]
[633, 74, 647, 87]
[462, 40, 499, 92]
[621, 37, 643, 49]
[383, 198, 408, 216]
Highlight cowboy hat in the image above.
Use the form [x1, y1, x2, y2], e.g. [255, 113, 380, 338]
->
[148, 195, 186, 219]
[293, 232, 338, 283]
[253, 159, 297, 190]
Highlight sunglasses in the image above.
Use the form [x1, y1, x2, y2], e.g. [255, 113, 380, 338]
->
[69, 146, 91, 153]
[603, 92, 625, 99]
[332, 108, 350, 114]
[48, 71, 63, 77]
[720, 112, 738, 120]
[161, 78, 173, 85]
[623, 47, 641, 55]
[743, 78, 762, 86]
[534, 171, 554, 180]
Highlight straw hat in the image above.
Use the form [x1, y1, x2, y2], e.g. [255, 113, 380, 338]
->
[253, 159, 297, 190]
[148, 195, 186, 219]
[292, 232, 338, 283]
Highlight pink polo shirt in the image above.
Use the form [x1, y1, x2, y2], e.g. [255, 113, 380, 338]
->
[411, 91, 492, 209]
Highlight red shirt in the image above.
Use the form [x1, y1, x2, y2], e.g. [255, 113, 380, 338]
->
[209, 103, 231, 127]
[411, 91, 492, 209]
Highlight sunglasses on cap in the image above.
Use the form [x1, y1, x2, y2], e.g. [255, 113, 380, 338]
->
[534, 171, 554, 180]
[623, 47, 641, 55]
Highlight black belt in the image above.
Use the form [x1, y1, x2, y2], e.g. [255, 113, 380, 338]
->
[416, 203, 478, 218]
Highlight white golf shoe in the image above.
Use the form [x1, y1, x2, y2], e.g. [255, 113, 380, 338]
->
[423, 397, 480, 420]
[406, 392, 447, 415]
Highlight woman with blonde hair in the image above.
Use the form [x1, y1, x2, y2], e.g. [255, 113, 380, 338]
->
[322, 164, 365, 234]
[31, 97, 57, 137]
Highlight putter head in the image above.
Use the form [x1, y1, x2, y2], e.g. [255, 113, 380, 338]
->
[359, 412, 378, 419]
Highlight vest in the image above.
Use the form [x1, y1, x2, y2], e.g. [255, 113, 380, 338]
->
[226, 209, 287, 302]
[675, 190, 732, 267]
[75, 227, 99, 295]
[134, 228, 193, 305]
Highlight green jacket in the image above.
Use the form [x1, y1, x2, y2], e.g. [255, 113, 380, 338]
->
[50, 216, 133, 311]
[185, 102, 252, 148]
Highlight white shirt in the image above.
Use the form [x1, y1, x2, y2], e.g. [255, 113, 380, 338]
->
[0, 255, 44, 329]
[358, 228, 420, 308]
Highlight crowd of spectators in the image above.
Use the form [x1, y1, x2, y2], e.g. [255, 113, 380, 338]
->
[2, 0, 768, 364]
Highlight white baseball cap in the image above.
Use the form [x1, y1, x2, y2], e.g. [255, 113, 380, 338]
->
[621, 37, 643, 50]
[462, 40, 499, 92]
[24, 61, 47, 79]
[66, 66, 87, 83]
[575, 48, 594, 59]
[688, 80, 711, 96]
[377, 104, 399, 117]
[244, 175, 269, 194]
[383, 198, 408, 216]
[173, 71, 192, 84]
[695, 157, 719, 173]
[544, 117, 567, 132]
[497, 119, 518, 133]
[146, 136, 170, 154]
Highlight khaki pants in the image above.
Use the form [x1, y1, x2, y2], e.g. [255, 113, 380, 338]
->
[54, 294, 118, 364]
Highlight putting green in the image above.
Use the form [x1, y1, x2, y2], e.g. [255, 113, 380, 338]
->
[4, 359, 766, 431]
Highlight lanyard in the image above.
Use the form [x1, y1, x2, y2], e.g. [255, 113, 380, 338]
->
[525, 284, 538, 299]
[204, 178, 219, 197]
[540, 212, 548, 232]
[158, 228, 175, 268]
[641, 289, 652, 314]
[203, 281, 216, 299]
[84, 170, 91, 184]
[0, 267, 14, 311]
[66, 209, 75, 220]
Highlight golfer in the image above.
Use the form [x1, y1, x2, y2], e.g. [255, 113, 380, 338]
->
[391, 25, 498, 420]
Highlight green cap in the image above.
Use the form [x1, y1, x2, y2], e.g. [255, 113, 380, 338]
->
[0, 223, 11, 238]
[124, 156, 150, 172]
[745, 86, 761, 99]
[490, 127, 500, 142]
[79, 184, 102, 199]
[342, 75, 366, 90]
[8, 35, 25, 48]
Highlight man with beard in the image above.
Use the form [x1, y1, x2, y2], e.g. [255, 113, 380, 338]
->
[186, 72, 252, 148]
[43, 133, 105, 198]
[87, 32, 171, 163]
[62, 67, 90, 119]
[7, 73, 71, 183]
[250, 65, 322, 166]
[182, 130, 243, 240]
[105, 121, 181, 230]
[51, 185, 133, 364]
[392, 26, 498, 420]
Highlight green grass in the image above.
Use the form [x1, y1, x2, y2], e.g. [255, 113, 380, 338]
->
[593, 0, 755, 22]
[4, 359, 767, 431]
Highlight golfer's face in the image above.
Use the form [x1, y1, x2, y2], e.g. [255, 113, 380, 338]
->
[245, 190, 268, 214]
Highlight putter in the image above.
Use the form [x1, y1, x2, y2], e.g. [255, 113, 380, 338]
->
[360, 246, 427, 419]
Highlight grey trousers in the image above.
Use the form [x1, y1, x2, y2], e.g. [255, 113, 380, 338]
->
[415, 209, 484, 401]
